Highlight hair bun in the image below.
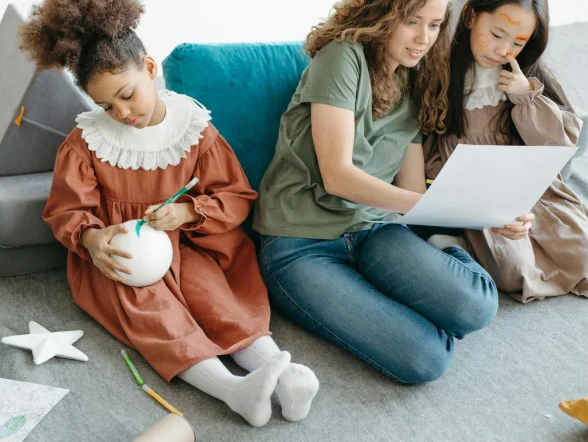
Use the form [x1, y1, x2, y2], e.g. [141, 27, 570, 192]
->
[20, 0, 144, 72]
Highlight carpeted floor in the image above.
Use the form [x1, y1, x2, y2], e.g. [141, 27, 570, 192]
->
[1, 270, 587, 442]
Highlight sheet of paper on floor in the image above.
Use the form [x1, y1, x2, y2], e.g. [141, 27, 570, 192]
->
[0, 378, 69, 442]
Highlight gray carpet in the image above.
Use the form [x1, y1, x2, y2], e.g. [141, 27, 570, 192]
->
[1, 271, 588, 441]
[2, 18, 588, 442]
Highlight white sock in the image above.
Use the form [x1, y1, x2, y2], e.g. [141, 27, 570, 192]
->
[178, 351, 290, 427]
[231, 336, 319, 422]
[427, 234, 471, 253]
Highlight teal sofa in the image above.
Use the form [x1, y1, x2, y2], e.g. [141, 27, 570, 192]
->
[163, 42, 309, 193]
[162, 42, 309, 236]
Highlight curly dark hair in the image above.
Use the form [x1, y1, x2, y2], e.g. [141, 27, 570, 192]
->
[19, 0, 147, 90]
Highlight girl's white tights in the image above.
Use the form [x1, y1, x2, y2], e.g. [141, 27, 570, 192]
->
[231, 336, 320, 422]
[178, 350, 291, 427]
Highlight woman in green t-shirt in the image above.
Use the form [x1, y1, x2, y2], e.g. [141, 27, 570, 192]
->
[253, 0, 498, 384]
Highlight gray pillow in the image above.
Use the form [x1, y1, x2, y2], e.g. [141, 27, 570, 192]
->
[0, 4, 90, 177]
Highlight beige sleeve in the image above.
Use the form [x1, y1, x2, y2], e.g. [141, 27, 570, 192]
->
[422, 132, 443, 180]
[509, 77, 583, 147]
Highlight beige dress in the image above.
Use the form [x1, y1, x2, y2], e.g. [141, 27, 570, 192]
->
[424, 76, 588, 302]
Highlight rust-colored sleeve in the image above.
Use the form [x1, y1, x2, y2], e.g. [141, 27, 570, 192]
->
[177, 133, 257, 236]
[509, 77, 583, 147]
[42, 140, 105, 260]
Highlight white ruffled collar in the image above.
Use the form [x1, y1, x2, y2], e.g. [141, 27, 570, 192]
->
[76, 90, 212, 170]
[464, 63, 507, 110]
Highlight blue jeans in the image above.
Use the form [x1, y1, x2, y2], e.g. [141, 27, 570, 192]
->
[259, 223, 498, 384]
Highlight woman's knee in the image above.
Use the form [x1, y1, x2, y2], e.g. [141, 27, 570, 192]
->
[378, 341, 452, 385]
[447, 276, 498, 337]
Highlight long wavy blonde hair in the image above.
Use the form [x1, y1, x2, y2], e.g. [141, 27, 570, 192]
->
[306, 0, 453, 133]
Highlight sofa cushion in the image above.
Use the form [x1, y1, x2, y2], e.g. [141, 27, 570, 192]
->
[561, 107, 588, 181]
[0, 242, 67, 277]
[0, 5, 91, 177]
[162, 42, 309, 192]
[0, 172, 56, 247]
[0, 69, 91, 177]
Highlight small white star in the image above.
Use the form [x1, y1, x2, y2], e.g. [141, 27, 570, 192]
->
[1, 321, 88, 365]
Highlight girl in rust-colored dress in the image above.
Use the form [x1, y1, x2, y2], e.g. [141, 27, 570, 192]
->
[20, 0, 318, 426]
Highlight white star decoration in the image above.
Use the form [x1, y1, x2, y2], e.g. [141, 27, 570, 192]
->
[1, 321, 88, 365]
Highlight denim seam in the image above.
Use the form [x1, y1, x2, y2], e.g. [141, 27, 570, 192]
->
[261, 235, 278, 246]
[261, 246, 409, 384]
[343, 235, 356, 264]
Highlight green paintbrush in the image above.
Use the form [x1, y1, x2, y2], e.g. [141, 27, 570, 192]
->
[135, 177, 199, 237]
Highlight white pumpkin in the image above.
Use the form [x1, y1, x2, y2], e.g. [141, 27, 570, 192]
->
[109, 219, 173, 287]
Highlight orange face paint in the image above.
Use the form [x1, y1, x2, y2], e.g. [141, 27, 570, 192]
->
[498, 13, 521, 25]
[515, 34, 530, 41]
[477, 33, 490, 50]
[508, 47, 523, 57]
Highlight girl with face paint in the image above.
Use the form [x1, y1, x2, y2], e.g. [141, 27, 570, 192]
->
[423, 0, 588, 303]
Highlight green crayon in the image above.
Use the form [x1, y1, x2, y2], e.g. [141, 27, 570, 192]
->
[121, 349, 144, 386]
